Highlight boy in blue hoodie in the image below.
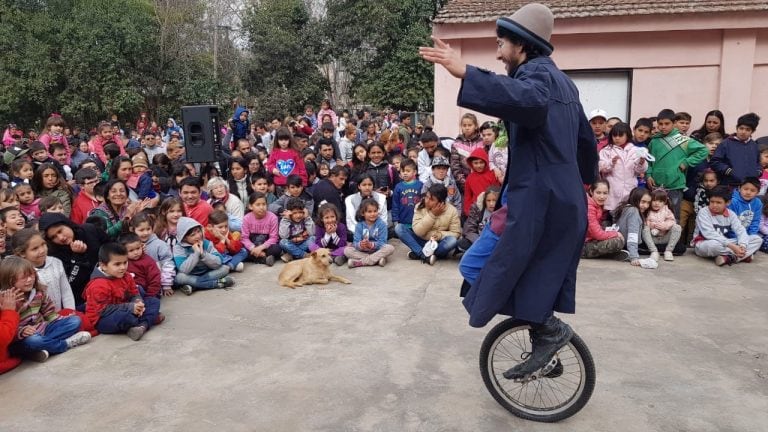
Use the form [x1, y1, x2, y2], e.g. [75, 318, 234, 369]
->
[712, 113, 761, 187]
[230, 106, 250, 142]
[172, 216, 235, 295]
[728, 177, 763, 236]
[392, 159, 423, 237]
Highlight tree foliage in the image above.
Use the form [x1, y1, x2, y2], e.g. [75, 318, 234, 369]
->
[0, 0, 233, 127]
[241, 0, 328, 120]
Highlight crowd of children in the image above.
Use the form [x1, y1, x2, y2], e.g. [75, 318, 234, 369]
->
[0, 103, 766, 373]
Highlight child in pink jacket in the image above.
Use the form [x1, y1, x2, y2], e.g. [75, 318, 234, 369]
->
[643, 189, 682, 262]
[598, 123, 647, 211]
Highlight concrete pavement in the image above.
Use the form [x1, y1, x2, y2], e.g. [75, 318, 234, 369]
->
[0, 242, 766, 431]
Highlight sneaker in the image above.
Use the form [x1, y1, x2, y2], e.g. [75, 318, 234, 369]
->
[154, 312, 166, 326]
[127, 325, 147, 341]
[30, 350, 49, 362]
[179, 285, 193, 296]
[407, 251, 420, 260]
[428, 255, 437, 266]
[611, 250, 630, 262]
[281, 253, 293, 263]
[378, 257, 387, 267]
[234, 262, 245, 272]
[715, 255, 734, 266]
[333, 256, 347, 266]
[218, 277, 236, 288]
[65, 331, 92, 349]
[650, 251, 660, 262]
[664, 251, 674, 261]
[742, 255, 753, 263]
[348, 259, 365, 269]
[264, 255, 275, 267]
[503, 316, 574, 380]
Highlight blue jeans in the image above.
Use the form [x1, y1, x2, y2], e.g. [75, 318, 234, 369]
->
[224, 247, 249, 270]
[96, 296, 161, 334]
[395, 224, 457, 259]
[175, 265, 230, 290]
[459, 226, 500, 285]
[279, 237, 315, 258]
[11, 315, 81, 356]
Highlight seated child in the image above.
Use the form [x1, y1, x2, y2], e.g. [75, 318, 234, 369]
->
[3, 256, 90, 361]
[392, 159, 423, 238]
[728, 177, 763, 237]
[173, 216, 235, 295]
[642, 189, 683, 262]
[311, 203, 348, 266]
[268, 174, 314, 217]
[346, 173, 388, 236]
[39, 196, 65, 215]
[241, 192, 281, 266]
[344, 198, 395, 267]
[760, 195, 768, 252]
[694, 169, 719, 215]
[130, 213, 174, 297]
[582, 180, 627, 260]
[120, 233, 162, 299]
[84, 243, 163, 340]
[462, 148, 500, 217]
[250, 173, 277, 205]
[0, 207, 25, 243]
[1, 288, 22, 373]
[693, 186, 762, 265]
[398, 184, 461, 265]
[205, 210, 248, 273]
[279, 198, 316, 262]
[0, 189, 18, 210]
[458, 186, 500, 252]
[9, 159, 34, 188]
[422, 153, 462, 212]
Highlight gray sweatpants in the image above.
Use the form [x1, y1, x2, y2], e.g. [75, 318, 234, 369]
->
[642, 224, 682, 253]
[694, 235, 762, 262]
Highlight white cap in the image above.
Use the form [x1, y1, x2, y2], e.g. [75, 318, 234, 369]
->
[589, 109, 608, 121]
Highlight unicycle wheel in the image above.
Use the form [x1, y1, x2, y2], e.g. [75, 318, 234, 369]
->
[479, 318, 596, 422]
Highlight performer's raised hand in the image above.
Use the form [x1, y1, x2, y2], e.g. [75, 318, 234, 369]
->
[419, 36, 467, 79]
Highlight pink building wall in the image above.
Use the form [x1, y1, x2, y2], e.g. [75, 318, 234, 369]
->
[432, 12, 768, 138]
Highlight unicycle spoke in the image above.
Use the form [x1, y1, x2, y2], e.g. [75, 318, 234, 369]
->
[479, 319, 596, 422]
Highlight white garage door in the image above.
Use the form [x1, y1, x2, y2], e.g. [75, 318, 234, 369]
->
[567, 71, 631, 123]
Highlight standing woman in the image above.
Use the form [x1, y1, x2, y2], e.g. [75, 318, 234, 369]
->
[88, 179, 148, 240]
[690, 110, 727, 142]
[420, 3, 598, 379]
[31, 163, 73, 217]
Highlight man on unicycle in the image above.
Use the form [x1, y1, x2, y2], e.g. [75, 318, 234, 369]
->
[420, 3, 598, 380]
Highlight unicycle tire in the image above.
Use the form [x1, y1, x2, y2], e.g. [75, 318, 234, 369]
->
[479, 318, 596, 423]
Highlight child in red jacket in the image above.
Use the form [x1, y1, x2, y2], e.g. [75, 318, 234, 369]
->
[120, 233, 162, 298]
[463, 147, 500, 216]
[84, 243, 163, 341]
[205, 210, 248, 273]
[0, 288, 22, 374]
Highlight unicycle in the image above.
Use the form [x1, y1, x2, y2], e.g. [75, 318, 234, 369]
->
[479, 318, 596, 422]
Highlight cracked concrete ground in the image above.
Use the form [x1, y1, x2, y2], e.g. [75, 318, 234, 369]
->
[1, 241, 766, 431]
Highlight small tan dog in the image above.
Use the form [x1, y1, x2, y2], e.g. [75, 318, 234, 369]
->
[278, 248, 351, 288]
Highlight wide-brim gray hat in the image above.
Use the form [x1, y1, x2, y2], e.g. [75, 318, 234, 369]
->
[496, 3, 554, 56]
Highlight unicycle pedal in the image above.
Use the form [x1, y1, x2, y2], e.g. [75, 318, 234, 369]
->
[511, 357, 560, 383]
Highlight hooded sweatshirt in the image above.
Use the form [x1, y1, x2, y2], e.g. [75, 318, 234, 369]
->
[172, 217, 224, 276]
[38, 213, 108, 305]
[143, 233, 175, 288]
[422, 174, 462, 211]
[711, 135, 762, 186]
[163, 118, 184, 143]
[450, 132, 483, 188]
[728, 189, 763, 235]
[463, 148, 500, 216]
[83, 266, 142, 327]
[128, 252, 162, 298]
[1, 308, 21, 374]
[231, 106, 250, 141]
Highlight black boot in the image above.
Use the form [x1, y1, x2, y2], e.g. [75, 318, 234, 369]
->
[503, 316, 573, 380]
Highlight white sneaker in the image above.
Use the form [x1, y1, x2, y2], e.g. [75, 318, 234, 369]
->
[65, 331, 92, 349]
[235, 262, 244, 272]
[650, 252, 660, 262]
[664, 251, 674, 261]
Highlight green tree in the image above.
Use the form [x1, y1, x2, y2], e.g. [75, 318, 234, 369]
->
[241, 0, 328, 120]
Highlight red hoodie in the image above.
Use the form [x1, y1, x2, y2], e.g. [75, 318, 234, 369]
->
[128, 253, 162, 298]
[83, 267, 141, 327]
[0, 309, 21, 374]
[463, 148, 500, 216]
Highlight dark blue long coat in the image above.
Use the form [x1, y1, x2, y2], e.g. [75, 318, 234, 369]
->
[458, 57, 598, 327]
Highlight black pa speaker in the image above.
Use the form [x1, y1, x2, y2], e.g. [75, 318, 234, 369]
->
[181, 105, 221, 163]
